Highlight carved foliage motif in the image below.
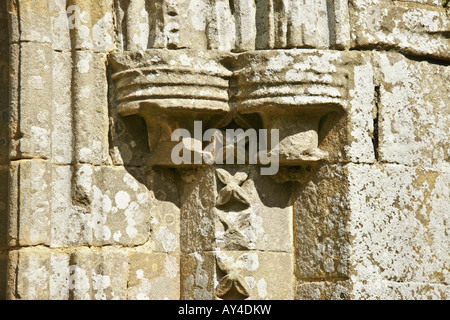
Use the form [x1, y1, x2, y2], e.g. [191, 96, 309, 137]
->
[215, 254, 251, 299]
[215, 169, 250, 207]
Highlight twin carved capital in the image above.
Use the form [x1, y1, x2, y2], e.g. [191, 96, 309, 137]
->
[109, 49, 350, 168]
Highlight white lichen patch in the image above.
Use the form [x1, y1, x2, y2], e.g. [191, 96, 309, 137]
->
[257, 278, 268, 298]
[30, 126, 50, 151]
[92, 186, 112, 242]
[92, 271, 111, 300]
[69, 265, 91, 300]
[115, 191, 131, 210]
[155, 226, 178, 252]
[76, 52, 92, 74]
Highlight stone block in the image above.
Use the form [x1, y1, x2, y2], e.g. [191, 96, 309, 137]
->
[8, 0, 52, 44]
[51, 165, 93, 247]
[180, 167, 218, 253]
[69, 247, 129, 300]
[72, 51, 110, 165]
[51, 164, 155, 248]
[67, 247, 129, 300]
[181, 251, 215, 300]
[49, 0, 71, 51]
[179, 166, 293, 253]
[128, 252, 180, 300]
[348, 163, 450, 284]
[9, 42, 53, 160]
[343, 55, 376, 164]
[293, 164, 351, 280]
[150, 198, 180, 253]
[296, 280, 350, 300]
[12, 160, 52, 246]
[349, 0, 450, 60]
[214, 167, 293, 252]
[181, 251, 294, 300]
[90, 166, 153, 246]
[14, 248, 70, 300]
[376, 52, 450, 170]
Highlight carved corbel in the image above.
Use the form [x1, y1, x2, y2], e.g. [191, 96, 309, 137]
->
[232, 50, 348, 166]
[110, 49, 348, 171]
[109, 49, 233, 166]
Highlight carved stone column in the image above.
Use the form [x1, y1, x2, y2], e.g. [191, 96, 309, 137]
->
[109, 49, 347, 299]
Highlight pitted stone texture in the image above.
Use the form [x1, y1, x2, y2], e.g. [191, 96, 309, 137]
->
[150, 197, 180, 253]
[72, 51, 111, 165]
[9, 160, 52, 246]
[10, 247, 128, 300]
[180, 167, 217, 252]
[13, 248, 69, 300]
[375, 52, 450, 170]
[51, 51, 73, 164]
[349, 0, 450, 60]
[10, 43, 53, 160]
[181, 251, 294, 300]
[0, 169, 9, 248]
[79, 166, 153, 247]
[128, 252, 180, 300]
[348, 164, 450, 285]
[296, 281, 350, 300]
[351, 279, 449, 300]
[9, 163, 155, 248]
[0, 252, 6, 300]
[8, 0, 52, 44]
[65, 0, 115, 52]
[293, 164, 350, 281]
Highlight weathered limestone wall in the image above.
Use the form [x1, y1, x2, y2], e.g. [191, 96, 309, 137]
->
[0, 0, 448, 300]
[0, 0, 9, 301]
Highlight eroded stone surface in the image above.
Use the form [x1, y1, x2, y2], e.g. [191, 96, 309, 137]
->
[293, 164, 351, 281]
[349, 0, 450, 60]
[128, 252, 180, 300]
[348, 164, 449, 285]
[181, 251, 294, 300]
[375, 52, 450, 169]
[1, 0, 449, 301]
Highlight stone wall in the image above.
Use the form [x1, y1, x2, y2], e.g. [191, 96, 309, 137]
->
[0, 0, 448, 300]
